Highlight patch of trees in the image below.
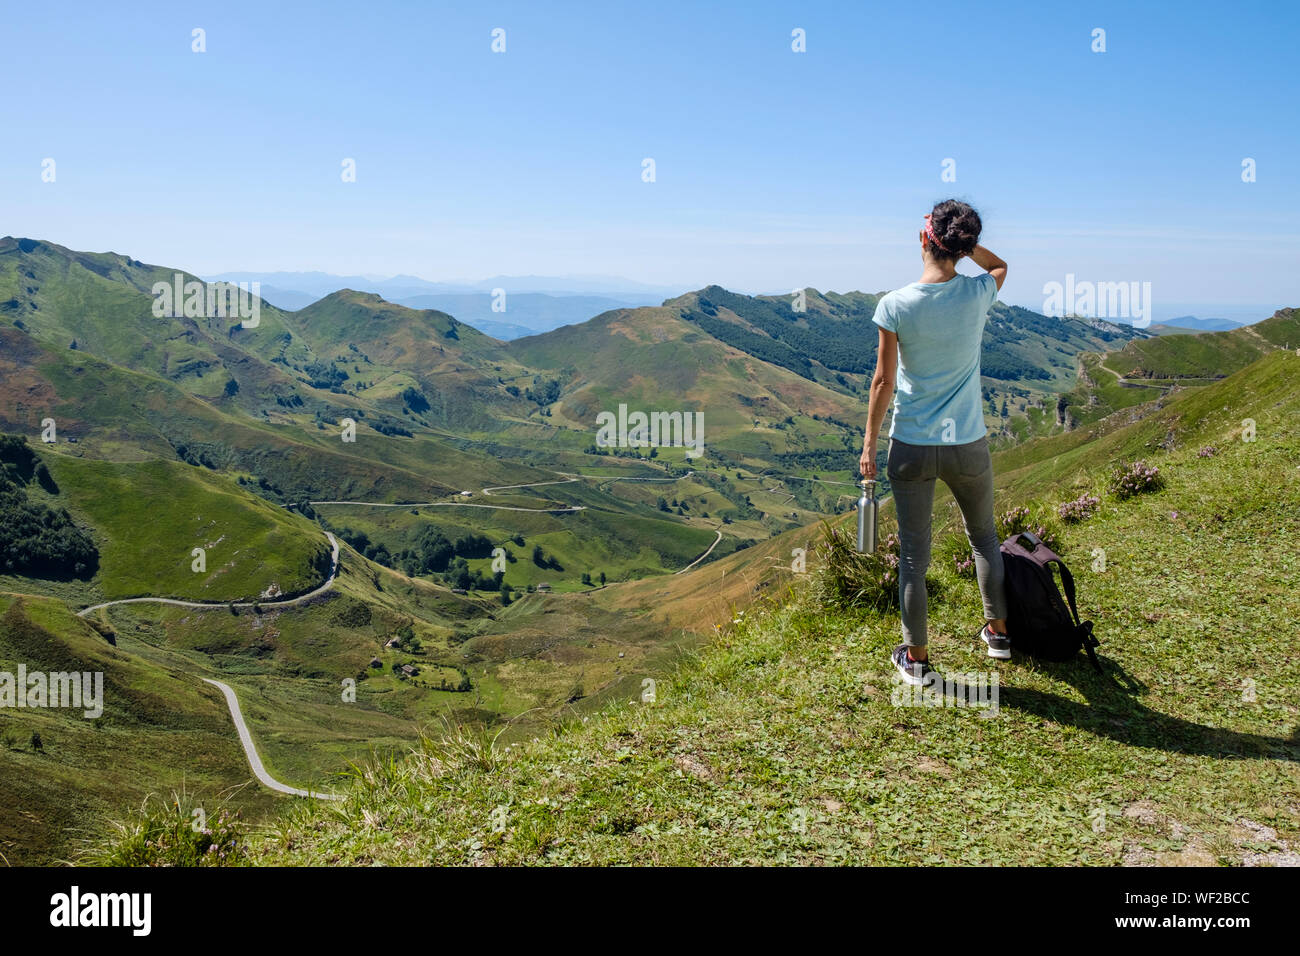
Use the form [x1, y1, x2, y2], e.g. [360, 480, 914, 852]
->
[335, 527, 392, 567]
[684, 288, 880, 374]
[532, 544, 563, 571]
[401, 386, 430, 414]
[401, 527, 454, 574]
[372, 420, 413, 437]
[583, 444, 662, 459]
[677, 288, 1103, 386]
[774, 448, 857, 472]
[682, 307, 815, 379]
[171, 441, 219, 469]
[524, 378, 562, 406]
[395, 528, 496, 578]
[302, 360, 349, 390]
[811, 412, 857, 432]
[441, 558, 505, 592]
[980, 349, 1052, 381]
[0, 435, 98, 580]
[454, 533, 494, 558]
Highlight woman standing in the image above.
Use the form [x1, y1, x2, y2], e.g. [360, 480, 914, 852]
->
[859, 200, 1010, 685]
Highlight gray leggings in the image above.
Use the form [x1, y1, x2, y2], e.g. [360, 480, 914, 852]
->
[887, 436, 1007, 647]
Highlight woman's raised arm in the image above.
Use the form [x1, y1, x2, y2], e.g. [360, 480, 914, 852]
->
[968, 244, 1008, 291]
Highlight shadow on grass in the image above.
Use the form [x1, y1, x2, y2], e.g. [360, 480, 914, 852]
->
[980, 657, 1300, 761]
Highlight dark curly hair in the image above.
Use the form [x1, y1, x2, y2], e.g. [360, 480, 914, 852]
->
[925, 199, 982, 261]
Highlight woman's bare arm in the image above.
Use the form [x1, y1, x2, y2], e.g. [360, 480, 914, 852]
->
[968, 244, 1008, 291]
[860, 328, 898, 479]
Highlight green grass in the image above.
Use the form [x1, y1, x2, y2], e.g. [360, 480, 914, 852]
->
[0, 547, 506, 864]
[10, 238, 1298, 866]
[0, 593, 285, 865]
[130, 349, 1298, 867]
[45, 455, 331, 603]
[1099, 309, 1298, 380]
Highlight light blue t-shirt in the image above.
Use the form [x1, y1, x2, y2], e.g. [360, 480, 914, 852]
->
[871, 272, 998, 445]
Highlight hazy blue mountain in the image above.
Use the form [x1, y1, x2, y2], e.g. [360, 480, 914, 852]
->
[205, 270, 681, 303]
[249, 285, 320, 311]
[394, 292, 652, 337]
[1159, 315, 1243, 332]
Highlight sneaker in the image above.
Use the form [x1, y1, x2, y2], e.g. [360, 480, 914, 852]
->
[891, 643, 935, 686]
[980, 624, 1011, 660]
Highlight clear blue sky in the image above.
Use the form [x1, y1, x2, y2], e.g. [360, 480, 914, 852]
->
[5, 0, 1297, 320]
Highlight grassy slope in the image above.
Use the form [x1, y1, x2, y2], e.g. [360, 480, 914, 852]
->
[1046, 308, 1297, 444]
[233, 350, 1300, 865]
[278, 291, 531, 431]
[0, 594, 284, 865]
[1099, 308, 1299, 380]
[506, 305, 865, 451]
[0, 540, 507, 864]
[43, 453, 331, 603]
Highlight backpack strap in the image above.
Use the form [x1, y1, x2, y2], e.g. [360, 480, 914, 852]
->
[1054, 561, 1103, 672]
[1053, 560, 1083, 627]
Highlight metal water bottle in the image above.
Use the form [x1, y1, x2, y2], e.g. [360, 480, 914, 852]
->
[856, 479, 877, 553]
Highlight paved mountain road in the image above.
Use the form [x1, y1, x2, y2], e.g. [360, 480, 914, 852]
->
[76, 533, 340, 618]
[201, 677, 342, 801]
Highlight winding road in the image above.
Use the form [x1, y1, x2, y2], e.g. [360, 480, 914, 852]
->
[201, 677, 342, 801]
[310, 499, 585, 513]
[75, 534, 344, 799]
[76, 533, 340, 618]
[482, 477, 582, 494]
[1087, 358, 1173, 394]
[66, 468, 799, 797]
[677, 529, 723, 574]
[311, 471, 699, 513]
[312, 477, 585, 513]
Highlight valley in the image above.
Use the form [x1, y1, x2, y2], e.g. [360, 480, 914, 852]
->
[3, 235, 1288, 864]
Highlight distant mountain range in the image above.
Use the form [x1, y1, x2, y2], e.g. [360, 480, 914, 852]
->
[1150, 315, 1244, 334]
[204, 270, 679, 337]
[3, 237, 1155, 446]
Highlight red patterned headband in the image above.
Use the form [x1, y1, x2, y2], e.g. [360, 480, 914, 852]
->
[923, 213, 950, 252]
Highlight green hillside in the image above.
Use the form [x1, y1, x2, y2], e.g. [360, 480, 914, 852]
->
[1055, 308, 1299, 433]
[45, 454, 332, 603]
[506, 302, 867, 478]
[665, 284, 1145, 389]
[140, 349, 1298, 866]
[1097, 308, 1298, 381]
[0, 593, 285, 865]
[9, 235, 1295, 868]
[271, 291, 531, 431]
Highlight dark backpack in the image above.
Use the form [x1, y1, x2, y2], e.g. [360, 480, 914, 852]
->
[1000, 531, 1101, 670]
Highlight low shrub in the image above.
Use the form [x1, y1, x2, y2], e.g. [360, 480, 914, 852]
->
[1109, 460, 1164, 499]
[80, 792, 245, 866]
[1058, 493, 1101, 524]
